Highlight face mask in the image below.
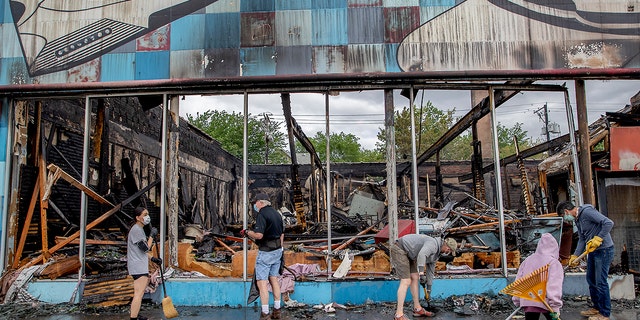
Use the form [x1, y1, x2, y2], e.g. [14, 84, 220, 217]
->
[142, 215, 151, 225]
[563, 214, 575, 223]
[253, 204, 259, 212]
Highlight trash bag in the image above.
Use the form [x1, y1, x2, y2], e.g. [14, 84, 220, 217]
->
[278, 252, 285, 275]
[247, 273, 259, 304]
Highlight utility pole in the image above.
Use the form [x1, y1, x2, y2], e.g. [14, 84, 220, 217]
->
[260, 112, 272, 164]
[535, 103, 551, 143]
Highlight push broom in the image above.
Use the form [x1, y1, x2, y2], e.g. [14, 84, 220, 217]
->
[154, 240, 179, 319]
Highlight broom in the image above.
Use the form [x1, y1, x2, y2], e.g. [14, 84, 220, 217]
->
[154, 240, 179, 319]
[500, 263, 554, 312]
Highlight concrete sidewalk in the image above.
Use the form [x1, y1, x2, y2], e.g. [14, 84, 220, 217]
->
[32, 304, 638, 320]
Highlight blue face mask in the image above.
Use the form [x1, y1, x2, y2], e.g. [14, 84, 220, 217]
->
[253, 204, 259, 212]
[563, 214, 575, 223]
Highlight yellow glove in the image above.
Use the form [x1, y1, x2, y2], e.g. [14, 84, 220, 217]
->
[586, 236, 603, 253]
[568, 254, 580, 267]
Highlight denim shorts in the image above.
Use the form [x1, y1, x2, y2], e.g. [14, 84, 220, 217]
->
[255, 248, 283, 280]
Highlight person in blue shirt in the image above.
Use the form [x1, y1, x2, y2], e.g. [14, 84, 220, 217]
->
[557, 201, 614, 320]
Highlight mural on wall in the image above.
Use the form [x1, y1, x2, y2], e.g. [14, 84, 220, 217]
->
[9, 0, 218, 76]
[1, 0, 638, 84]
[397, 0, 640, 71]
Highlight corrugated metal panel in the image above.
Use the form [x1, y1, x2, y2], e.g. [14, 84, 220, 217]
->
[610, 127, 640, 171]
[312, 9, 348, 45]
[170, 14, 205, 51]
[0, 1, 6, 24]
[241, 0, 275, 12]
[348, 7, 384, 44]
[346, 44, 385, 72]
[420, 6, 450, 23]
[313, 0, 348, 10]
[275, 46, 312, 74]
[170, 50, 205, 79]
[206, 0, 240, 13]
[348, 0, 382, 8]
[384, 43, 401, 72]
[240, 47, 276, 76]
[100, 53, 135, 82]
[384, 6, 420, 43]
[0, 57, 28, 85]
[205, 13, 240, 49]
[67, 58, 100, 83]
[204, 48, 241, 77]
[313, 46, 347, 73]
[276, 0, 312, 10]
[135, 51, 170, 80]
[604, 177, 640, 267]
[420, 0, 456, 6]
[275, 10, 312, 46]
[137, 25, 171, 51]
[1, 25, 23, 58]
[240, 12, 275, 47]
[383, 0, 419, 7]
[398, 0, 640, 71]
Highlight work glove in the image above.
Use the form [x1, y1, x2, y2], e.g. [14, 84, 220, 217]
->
[585, 236, 603, 253]
[149, 227, 158, 239]
[240, 229, 248, 238]
[549, 311, 560, 320]
[568, 254, 580, 267]
[151, 257, 162, 265]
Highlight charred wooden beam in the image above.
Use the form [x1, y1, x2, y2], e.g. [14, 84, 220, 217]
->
[458, 135, 569, 182]
[282, 93, 307, 229]
[20, 179, 160, 269]
[399, 81, 534, 175]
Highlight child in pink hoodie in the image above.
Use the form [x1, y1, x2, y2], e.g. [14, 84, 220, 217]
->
[512, 233, 564, 320]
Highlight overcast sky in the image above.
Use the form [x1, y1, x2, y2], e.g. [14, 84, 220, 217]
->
[180, 80, 639, 151]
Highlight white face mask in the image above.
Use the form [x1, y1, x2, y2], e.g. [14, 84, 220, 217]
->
[142, 215, 151, 225]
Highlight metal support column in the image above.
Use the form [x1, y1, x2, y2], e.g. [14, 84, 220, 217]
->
[409, 87, 420, 233]
[489, 88, 508, 276]
[325, 92, 332, 277]
[564, 89, 584, 205]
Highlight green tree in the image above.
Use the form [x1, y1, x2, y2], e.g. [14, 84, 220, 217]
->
[186, 110, 289, 164]
[496, 122, 533, 158]
[376, 102, 473, 161]
[297, 131, 381, 163]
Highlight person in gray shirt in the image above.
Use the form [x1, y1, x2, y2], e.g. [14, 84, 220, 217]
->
[127, 207, 157, 320]
[558, 201, 614, 320]
[390, 234, 457, 320]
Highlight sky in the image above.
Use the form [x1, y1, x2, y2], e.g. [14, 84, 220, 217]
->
[180, 80, 640, 151]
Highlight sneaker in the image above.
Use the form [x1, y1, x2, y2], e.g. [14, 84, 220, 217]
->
[271, 308, 281, 319]
[260, 312, 271, 320]
[588, 314, 610, 320]
[413, 307, 434, 317]
[394, 314, 410, 320]
[581, 308, 600, 316]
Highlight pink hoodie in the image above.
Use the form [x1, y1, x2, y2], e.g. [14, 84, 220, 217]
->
[512, 233, 564, 313]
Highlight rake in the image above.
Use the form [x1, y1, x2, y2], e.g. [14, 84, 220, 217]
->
[500, 263, 553, 313]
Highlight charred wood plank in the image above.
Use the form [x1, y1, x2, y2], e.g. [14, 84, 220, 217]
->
[44, 164, 113, 206]
[12, 175, 41, 269]
[21, 179, 160, 269]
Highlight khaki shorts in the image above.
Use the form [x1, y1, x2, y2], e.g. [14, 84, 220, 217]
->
[390, 242, 418, 279]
